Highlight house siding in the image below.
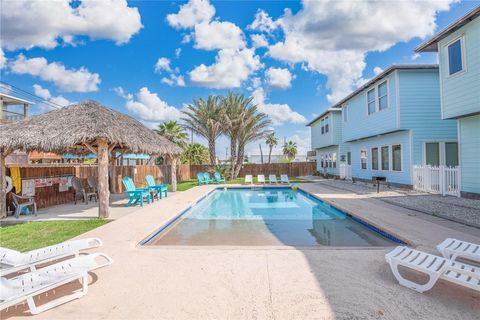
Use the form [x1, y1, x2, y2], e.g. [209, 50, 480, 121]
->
[459, 115, 480, 195]
[438, 18, 480, 119]
[310, 111, 341, 149]
[315, 145, 340, 176]
[398, 69, 458, 165]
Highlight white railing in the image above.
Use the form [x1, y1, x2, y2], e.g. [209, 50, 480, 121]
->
[339, 163, 352, 180]
[412, 165, 460, 197]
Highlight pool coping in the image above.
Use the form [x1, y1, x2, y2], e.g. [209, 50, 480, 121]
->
[139, 185, 407, 247]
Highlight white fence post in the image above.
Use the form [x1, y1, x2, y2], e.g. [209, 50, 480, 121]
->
[413, 164, 460, 197]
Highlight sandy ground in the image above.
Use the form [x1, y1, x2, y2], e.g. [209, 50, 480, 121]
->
[2, 183, 479, 320]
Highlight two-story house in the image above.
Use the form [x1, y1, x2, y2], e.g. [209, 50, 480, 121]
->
[308, 65, 459, 186]
[415, 7, 480, 198]
[307, 108, 344, 176]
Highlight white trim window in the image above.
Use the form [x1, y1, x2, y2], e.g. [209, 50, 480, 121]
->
[325, 116, 329, 133]
[360, 150, 367, 170]
[377, 81, 388, 111]
[446, 36, 465, 76]
[392, 145, 402, 171]
[367, 88, 376, 115]
[381, 146, 389, 170]
[321, 119, 325, 134]
[371, 147, 379, 170]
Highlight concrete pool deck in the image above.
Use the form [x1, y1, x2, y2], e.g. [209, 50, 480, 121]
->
[2, 183, 479, 320]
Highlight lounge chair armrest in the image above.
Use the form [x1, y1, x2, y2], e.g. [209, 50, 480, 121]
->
[125, 190, 144, 195]
[12, 194, 35, 200]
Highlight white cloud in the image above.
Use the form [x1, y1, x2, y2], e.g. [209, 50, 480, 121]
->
[175, 48, 182, 58]
[194, 21, 245, 50]
[248, 9, 279, 33]
[373, 66, 383, 76]
[251, 34, 269, 48]
[411, 53, 421, 60]
[167, 0, 215, 29]
[267, 0, 455, 103]
[154, 57, 172, 73]
[0, 48, 6, 69]
[10, 55, 100, 92]
[161, 74, 186, 87]
[251, 87, 306, 125]
[265, 67, 294, 90]
[118, 87, 182, 123]
[189, 48, 262, 88]
[33, 84, 70, 107]
[1, 0, 142, 50]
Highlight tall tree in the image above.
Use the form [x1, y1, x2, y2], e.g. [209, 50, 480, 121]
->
[182, 96, 222, 165]
[265, 133, 278, 164]
[154, 120, 188, 149]
[282, 140, 298, 161]
[181, 143, 210, 165]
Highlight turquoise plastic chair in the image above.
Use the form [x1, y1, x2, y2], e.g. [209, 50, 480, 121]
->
[145, 175, 168, 199]
[214, 172, 225, 183]
[122, 176, 151, 207]
[197, 172, 206, 185]
[203, 172, 213, 184]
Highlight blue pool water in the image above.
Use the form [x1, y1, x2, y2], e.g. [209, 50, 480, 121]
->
[148, 188, 399, 247]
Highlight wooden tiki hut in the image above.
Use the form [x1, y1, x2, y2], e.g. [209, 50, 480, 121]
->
[0, 100, 182, 218]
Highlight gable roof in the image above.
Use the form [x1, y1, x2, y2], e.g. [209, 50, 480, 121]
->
[415, 6, 480, 52]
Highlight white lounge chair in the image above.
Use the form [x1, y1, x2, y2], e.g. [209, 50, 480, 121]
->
[385, 246, 480, 293]
[244, 175, 253, 184]
[0, 238, 102, 276]
[437, 238, 480, 263]
[280, 174, 290, 184]
[0, 253, 113, 315]
[257, 175, 265, 184]
[268, 175, 278, 184]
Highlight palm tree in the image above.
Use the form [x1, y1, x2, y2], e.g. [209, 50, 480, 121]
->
[282, 140, 298, 161]
[266, 133, 278, 164]
[181, 143, 210, 165]
[182, 96, 222, 165]
[154, 120, 188, 149]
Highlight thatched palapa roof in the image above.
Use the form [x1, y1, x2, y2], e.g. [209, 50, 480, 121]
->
[0, 100, 182, 156]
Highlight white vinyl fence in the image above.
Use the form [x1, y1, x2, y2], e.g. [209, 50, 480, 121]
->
[339, 164, 352, 180]
[413, 165, 460, 197]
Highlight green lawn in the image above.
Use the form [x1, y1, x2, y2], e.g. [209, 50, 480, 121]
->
[170, 177, 310, 192]
[0, 220, 110, 252]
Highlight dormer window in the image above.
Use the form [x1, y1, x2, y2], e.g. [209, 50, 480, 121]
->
[447, 36, 465, 76]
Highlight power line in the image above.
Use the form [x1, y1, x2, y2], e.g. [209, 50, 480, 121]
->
[0, 81, 64, 110]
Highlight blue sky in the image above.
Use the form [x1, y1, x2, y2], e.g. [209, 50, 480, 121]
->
[1, 0, 478, 158]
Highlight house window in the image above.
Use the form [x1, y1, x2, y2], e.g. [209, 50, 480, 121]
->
[343, 106, 348, 122]
[360, 150, 367, 169]
[328, 154, 332, 168]
[332, 153, 337, 168]
[321, 119, 324, 134]
[378, 81, 388, 110]
[392, 145, 402, 171]
[381, 146, 389, 170]
[320, 155, 324, 168]
[347, 152, 351, 165]
[425, 142, 440, 166]
[325, 117, 329, 133]
[371, 147, 379, 170]
[445, 142, 458, 167]
[447, 38, 464, 76]
[367, 88, 376, 115]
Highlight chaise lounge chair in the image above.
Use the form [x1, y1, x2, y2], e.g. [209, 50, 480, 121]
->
[385, 246, 480, 293]
[280, 174, 290, 184]
[203, 172, 214, 184]
[214, 172, 225, 183]
[197, 172, 206, 185]
[437, 238, 480, 263]
[122, 176, 151, 207]
[0, 253, 113, 315]
[257, 175, 265, 184]
[245, 175, 253, 184]
[269, 175, 278, 184]
[0, 238, 103, 276]
[145, 175, 168, 200]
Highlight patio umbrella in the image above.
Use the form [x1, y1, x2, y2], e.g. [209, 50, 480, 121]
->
[0, 100, 182, 218]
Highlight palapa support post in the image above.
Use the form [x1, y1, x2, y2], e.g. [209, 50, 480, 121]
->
[0, 149, 10, 218]
[97, 139, 110, 218]
[168, 155, 178, 192]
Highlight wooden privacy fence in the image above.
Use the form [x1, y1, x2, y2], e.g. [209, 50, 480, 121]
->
[190, 162, 316, 179]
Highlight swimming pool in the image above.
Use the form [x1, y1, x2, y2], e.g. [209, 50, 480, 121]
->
[145, 188, 403, 247]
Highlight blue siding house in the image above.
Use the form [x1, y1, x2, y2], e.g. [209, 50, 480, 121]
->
[415, 7, 480, 198]
[307, 108, 344, 175]
[308, 65, 458, 186]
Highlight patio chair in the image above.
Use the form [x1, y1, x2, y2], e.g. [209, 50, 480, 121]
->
[145, 175, 168, 200]
[385, 246, 480, 293]
[11, 193, 37, 219]
[122, 176, 151, 207]
[86, 176, 99, 194]
[197, 172, 206, 185]
[0, 238, 102, 276]
[214, 172, 225, 183]
[71, 177, 97, 205]
[437, 238, 480, 263]
[245, 175, 253, 184]
[257, 175, 265, 184]
[203, 172, 214, 184]
[269, 175, 278, 184]
[0, 253, 113, 315]
[280, 174, 290, 184]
